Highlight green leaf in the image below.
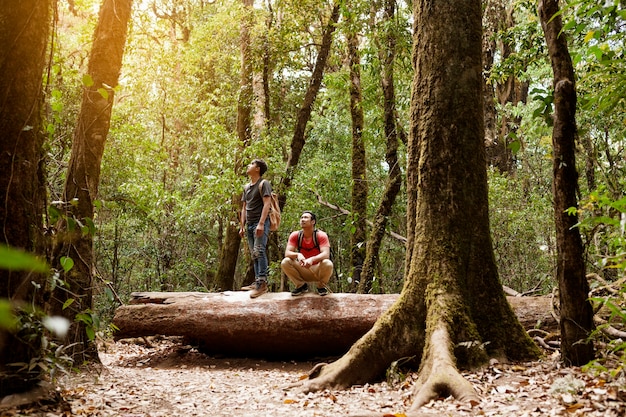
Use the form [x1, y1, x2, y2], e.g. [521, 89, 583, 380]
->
[583, 30, 595, 43]
[62, 298, 75, 310]
[85, 326, 95, 341]
[0, 299, 17, 331]
[508, 139, 521, 155]
[60, 256, 74, 273]
[97, 88, 109, 100]
[48, 205, 61, 223]
[0, 245, 49, 273]
[82, 74, 94, 87]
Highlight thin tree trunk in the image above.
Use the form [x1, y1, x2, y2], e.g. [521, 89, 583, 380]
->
[538, 0, 595, 366]
[49, 0, 133, 363]
[280, 2, 340, 204]
[0, 0, 50, 396]
[358, 0, 403, 294]
[346, 28, 368, 290]
[216, 0, 254, 291]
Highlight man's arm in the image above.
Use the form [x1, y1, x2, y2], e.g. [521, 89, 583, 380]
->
[256, 195, 271, 236]
[284, 241, 299, 260]
[305, 245, 330, 265]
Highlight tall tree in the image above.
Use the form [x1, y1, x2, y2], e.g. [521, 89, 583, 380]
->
[538, 0, 595, 366]
[215, 0, 254, 291]
[0, 0, 50, 396]
[345, 15, 368, 289]
[48, 0, 132, 363]
[301, 0, 540, 410]
[358, 0, 403, 294]
[279, 2, 341, 201]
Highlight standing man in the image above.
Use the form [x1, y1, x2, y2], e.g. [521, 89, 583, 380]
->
[281, 211, 333, 296]
[239, 159, 272, 298]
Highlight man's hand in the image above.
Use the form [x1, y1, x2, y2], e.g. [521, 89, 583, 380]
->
[255, 223, 264, 237]
[299, 254, 313, 268]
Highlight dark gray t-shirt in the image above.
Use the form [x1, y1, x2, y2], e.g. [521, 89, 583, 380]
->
[242, 179, 272, 225]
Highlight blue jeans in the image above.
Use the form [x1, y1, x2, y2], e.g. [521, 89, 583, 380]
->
[246, 217, 270, 280]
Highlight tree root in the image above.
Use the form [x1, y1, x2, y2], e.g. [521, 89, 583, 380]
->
[409, 327, 479, 410]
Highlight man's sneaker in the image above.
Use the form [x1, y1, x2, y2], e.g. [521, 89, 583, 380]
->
[241, 283, 256, 291]
[317, 286, 328, 296]
[291, 283, 308, 296]
[250, 281, 268, 298]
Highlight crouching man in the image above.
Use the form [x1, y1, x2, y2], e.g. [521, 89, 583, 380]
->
[281, 211, 333, 296]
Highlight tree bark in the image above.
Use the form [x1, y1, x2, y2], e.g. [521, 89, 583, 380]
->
[538, 0, 595, 366]
[112, 292, 557, 358]
[346, 28, 368, 289]
[358, 0, 403, 294]
[48, 0, 133, 364]
[300, 0, 541, 410]
[0, 0, 50, 396]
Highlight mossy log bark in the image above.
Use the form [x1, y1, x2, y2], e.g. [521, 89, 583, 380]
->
[112, 291, 556, 359]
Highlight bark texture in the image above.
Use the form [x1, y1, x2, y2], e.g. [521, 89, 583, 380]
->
[48, 0, 132, 363]
[347, 29, 368, 288]
[0, 0, 50, 396]
[300, 0, 541, 409]
[112, 292, 556, 358]
[538, 0, 595, 366]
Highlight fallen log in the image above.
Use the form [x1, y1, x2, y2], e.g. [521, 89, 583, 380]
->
[112, 291, 557, 359]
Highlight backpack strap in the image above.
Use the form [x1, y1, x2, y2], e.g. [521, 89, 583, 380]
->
[297, 229, 319, 252]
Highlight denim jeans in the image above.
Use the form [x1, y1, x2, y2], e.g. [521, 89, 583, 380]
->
[246, 217, 270, 280]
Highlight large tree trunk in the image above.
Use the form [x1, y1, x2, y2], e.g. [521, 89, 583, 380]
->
[538, 0, 595, 366]
[301, 0, 540, 411]
[346, 28, 368, 289]
[48, 0, 132, 364]
[0, 0, 50, 396]
[358, 0, 403, 294]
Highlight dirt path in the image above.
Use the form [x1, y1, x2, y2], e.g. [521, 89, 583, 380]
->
[2, 337, 624, 416]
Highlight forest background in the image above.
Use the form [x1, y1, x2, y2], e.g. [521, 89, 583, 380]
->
[1, 0, 626, 402]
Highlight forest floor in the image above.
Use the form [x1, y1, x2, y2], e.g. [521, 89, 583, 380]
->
[1, 336, 625, 417]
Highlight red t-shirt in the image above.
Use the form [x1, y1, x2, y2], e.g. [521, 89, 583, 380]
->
[288, 230, 330, 262]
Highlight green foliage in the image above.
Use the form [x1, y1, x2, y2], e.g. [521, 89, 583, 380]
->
[8, 307, 73, 381]
[576, 190, 626, 272]
[575, 189, 626, 375]
[0, 245, 49, 273]
[488, 170, 556, 294]
[41, 0, 626, 330]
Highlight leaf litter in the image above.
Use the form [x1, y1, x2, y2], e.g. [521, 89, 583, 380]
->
[1, 336, 624, 416]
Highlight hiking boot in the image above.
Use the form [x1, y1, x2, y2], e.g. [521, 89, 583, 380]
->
[249, 281, 268, 298]
[291, 283, 308, 296]
[241, 283, 256, 291]
[317, 286, 328, 296]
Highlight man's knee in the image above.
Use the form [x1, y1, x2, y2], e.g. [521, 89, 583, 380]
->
[281, 257, 293, 271]
[318, 259, 334, 283]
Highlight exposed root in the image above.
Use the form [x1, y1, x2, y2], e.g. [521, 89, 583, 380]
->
[409, 327, 479, 410]
[301, 355, 355, 393]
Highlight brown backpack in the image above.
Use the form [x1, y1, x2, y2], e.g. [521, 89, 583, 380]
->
[259, 179, 281, 232]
